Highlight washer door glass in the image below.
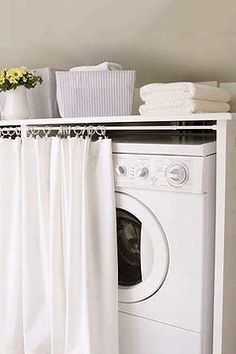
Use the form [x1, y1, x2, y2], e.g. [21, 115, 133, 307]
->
[116, 192, 169, 303]
[117, 208, 142, 287]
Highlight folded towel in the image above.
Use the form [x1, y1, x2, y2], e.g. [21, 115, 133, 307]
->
[143, 98, 230, 110]
[140, 82, 231, 103]
[70, 62, 122, 71]
[139, 99, 230, 116]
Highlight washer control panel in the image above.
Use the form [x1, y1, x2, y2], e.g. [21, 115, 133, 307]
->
[113, 153, 207, 193]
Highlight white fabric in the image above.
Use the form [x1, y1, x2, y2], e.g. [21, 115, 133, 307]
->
[0, 139, 24, 353]
[139, 99, 230, 115]
[0, 137, 118, 354]
[70, 62, 122, 71]
[140, 98, 230, 113]
[140, 82, 231, 103]
[140, 98, 230, 109]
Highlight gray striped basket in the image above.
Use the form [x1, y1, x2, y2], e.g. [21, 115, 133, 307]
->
[56, 70, 136, 117]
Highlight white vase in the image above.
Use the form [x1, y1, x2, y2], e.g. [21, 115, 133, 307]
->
[2, 86, 30, 120]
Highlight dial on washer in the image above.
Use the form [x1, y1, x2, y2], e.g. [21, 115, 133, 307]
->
[166, 164, 189, 186]
[116, 166, 127, 176]
[137, 167, 149, 178]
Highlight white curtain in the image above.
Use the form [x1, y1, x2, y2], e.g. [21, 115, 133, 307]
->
[0, 136, 118, 354]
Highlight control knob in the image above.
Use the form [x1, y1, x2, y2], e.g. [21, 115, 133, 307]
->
[116, 165, 127, 176]
[166, 164, 188, 186]
[137, 167, 149, 179]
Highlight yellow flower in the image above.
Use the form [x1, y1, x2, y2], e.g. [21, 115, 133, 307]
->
[6, 67, 23, 82]
[0, 70, 5, 85]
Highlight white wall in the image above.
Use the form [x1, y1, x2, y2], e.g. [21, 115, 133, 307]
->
[1, 0, 236, 86]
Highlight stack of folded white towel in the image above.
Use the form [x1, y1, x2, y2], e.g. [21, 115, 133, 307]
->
[139, 82, 231, 116]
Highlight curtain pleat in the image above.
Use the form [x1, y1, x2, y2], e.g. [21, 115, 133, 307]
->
[82, 140, 118, 354]
[49, 138, 66, 354]
[0, 139, 24, 354]
[22, 138, 52, 354]
[0, 137, 118, 354]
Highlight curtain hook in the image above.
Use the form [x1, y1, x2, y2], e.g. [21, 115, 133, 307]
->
[58, 127, 62, 138]
[101, 126, 107, 139]
[97, 125, 107, 139]
[95, 125, 102, 140]
[16, 128, 21, 138]
[73, 125, 80, 138]
[67, 126, 71, 138]
[80, 126, 86, 139]
[63, 126, 67, 138]
[2, 129, 8, 138]
[87, 125, 96, 139]
[43, 126, 50, 138]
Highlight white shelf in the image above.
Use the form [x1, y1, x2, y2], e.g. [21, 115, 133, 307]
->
[0, 113, 234, 126]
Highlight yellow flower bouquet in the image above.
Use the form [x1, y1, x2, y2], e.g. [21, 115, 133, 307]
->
[0, 67, 43, 92]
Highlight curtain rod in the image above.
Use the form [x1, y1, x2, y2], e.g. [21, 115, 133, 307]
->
[0, 124, 217, 133]
[0, 124, 217, 139]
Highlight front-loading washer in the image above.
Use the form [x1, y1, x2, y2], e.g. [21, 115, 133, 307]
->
[113, 139, 216, 354]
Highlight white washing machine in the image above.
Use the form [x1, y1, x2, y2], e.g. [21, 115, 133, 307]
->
[112, 139, 216, 354]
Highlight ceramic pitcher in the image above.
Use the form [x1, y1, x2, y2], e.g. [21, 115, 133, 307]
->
[1, 86, 30, 120]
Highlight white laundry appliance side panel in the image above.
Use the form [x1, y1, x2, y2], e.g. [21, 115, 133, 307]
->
[119, 312, 202, 354]
[202, 155, 216, 354]
[214, 119, 236, 354]
[119, 189, 210, 333]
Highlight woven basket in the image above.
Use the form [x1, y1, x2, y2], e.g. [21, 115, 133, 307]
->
[56, 70, 136, 117]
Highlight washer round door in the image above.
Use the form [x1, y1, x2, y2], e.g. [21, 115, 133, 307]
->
[116, 192, 169, 303]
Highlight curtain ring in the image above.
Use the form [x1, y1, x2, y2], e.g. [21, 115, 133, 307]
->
[87, 126, 96, 138]
[8, 130, 15, 139]
[2, 129, 9, 137]
[100, 126, 107, 139]
[95, 125, 107, 139]
[27, 127, 32, 137]
[95, 126, 101, 136]
[16, 128, 21, 138]
[95, 126, 102, 140]
[30, 128, 40, 138]
[72, 125, 80, 138]
[78, 126, 86, 139]
[82, 126, 87, 138]
[43, 127, 50, 138]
